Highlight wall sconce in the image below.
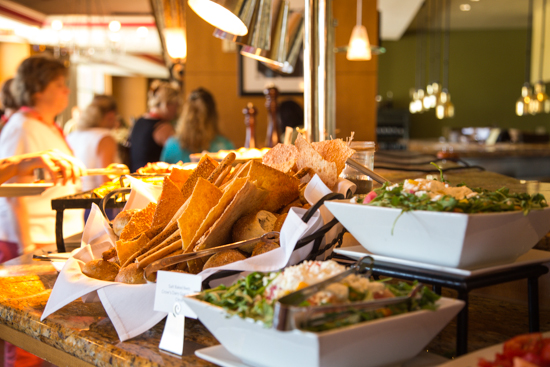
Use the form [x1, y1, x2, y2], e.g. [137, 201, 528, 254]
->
[187, 0, 257, 36]
[346, 0, 371, 60]
[150, 0, 187, 82]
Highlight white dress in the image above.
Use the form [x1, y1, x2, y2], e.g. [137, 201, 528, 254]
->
[0, 111, 84, 253]
[67, 128, 121, 192]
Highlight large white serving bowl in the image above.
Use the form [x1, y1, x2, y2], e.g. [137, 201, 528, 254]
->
[184, 296, 464, 367]
[325, 200, 550, 269]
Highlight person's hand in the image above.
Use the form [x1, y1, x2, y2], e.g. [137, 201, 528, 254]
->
[15, 150, 85, 185]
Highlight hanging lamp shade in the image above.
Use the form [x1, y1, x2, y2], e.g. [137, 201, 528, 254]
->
[163, 28, 187, 59]
[347, 25, 371, 60]
[436, 89, 454, 119]
[241, 0, 290, 68]
[212, 0, 273, 50]
[516, 84, 533, 116]
[530, 81, 550, 114]
[262, 11, 304, 74]
[188, 0, 257, 36]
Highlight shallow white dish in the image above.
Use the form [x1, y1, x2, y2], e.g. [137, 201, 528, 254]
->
[196, 345, 450, 367]
[437, 331, 550, 367]
[184, 296, 464, 367]
[325, 199, 550, 269]
[0, 183, 53, 197]
[334, 247, 550, 277]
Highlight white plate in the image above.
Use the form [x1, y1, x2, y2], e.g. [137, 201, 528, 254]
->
[325, 200, 550, 269]
[196, 345, 449, 367]
[0, 183, 53, 197]
[437, 331, 550, 367]
[184, 296, 464, 367]
[334, 246, 550, 277]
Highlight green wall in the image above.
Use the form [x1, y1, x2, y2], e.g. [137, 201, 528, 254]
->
[378, 29, 550, 139]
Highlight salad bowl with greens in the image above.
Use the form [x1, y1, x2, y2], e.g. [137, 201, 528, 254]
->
[184, 260, 464, 367]
[325, 175, 550, 269]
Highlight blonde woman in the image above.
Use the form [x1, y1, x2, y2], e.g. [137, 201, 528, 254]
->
[161, 88, 234, 163]
[67, 95, 120, 192]
[129, 80, 181, 171]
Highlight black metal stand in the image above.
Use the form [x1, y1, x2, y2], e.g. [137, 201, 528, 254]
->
[364, 260, 549, 356]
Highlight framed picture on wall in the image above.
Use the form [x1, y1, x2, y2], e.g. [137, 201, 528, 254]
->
[238, 52, 304, 96]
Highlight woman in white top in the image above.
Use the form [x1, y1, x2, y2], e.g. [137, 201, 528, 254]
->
[67, 95, 120, 192]
[0, 55, 84, 256]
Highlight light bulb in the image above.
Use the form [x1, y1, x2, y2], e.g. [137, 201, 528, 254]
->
[136, 26, 148, 38]
[347, 25, 371, 61]
[109, 21, 121, 32]
[188, 0, 248, 36]
[516, 84, 532, 116]
[51, 20, 63, 31]
[163, 28, 187, 60]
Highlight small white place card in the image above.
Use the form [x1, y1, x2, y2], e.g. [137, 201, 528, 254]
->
[154, 271, 202, 355]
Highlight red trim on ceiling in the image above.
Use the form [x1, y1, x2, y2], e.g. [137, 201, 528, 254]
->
[0, 5, 43, 27]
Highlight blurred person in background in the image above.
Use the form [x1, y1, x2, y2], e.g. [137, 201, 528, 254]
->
[0, 55, 85, 367]
[277, 99, 304, 144]
[161, 87, 234, 163]
[67, 95, 120, 192]
[129, 80, 181, 172]
[62, 105, 81, 135]
[0, 78, 19, 131]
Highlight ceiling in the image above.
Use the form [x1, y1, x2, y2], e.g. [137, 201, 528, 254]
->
[5, 0, 531, 38]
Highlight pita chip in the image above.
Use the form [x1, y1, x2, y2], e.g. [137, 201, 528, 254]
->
[116, 233, 149, 267]
[262, 144, 298, 173]
[168, 167, 191, 190]
[295, 134, 338, 189]
[312, 139, 356, 176]
[177, 177, 223, 252]
[119, 202, 157, 241]
[241, 161, 300, 212]
[151, 177, 186, 229]
[180, 155, 218, 201]
[194, 179, 267, 252]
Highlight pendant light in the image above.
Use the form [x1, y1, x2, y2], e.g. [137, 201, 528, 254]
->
[530, 0, 549, 114]
[346, 0, 371, 60]
[410, 3, 426, 114]
[516, 0, 534, 116]
[188, 0, 258, 36]
[436, 0, 454, 119]
[423, 0, 438, 110]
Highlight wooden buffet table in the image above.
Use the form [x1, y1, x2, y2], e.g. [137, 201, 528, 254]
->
[0, 168, 548, 366]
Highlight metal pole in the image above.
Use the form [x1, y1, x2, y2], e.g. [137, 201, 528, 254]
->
[304, 0, 333, 142]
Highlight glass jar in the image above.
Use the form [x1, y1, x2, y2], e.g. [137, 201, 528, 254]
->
[341, 141, 376, 195]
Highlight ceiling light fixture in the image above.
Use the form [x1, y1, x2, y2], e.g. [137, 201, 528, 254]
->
[187, 0, 256, 36]
[516, 0, 534, 116]
[108, 20, 121, 32]
[346, 0, 371, 60]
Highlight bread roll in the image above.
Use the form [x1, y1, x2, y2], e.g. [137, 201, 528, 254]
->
[251, 241, 280, 257]
[115, 263, 146, 284]
[203, 249, 246, 270]
[112, 209, 139, 237]
[232, 210, 278, 253]
[82, 259, 120, 281]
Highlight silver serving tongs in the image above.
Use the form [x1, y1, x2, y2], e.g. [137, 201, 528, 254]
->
[346, 157, 393, 184]
[144, 231, 280, 280]
[272, 256, 424, 331]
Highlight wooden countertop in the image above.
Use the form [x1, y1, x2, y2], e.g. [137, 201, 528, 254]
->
[0, 169, 548, 365]
[407, 139, 550, 158]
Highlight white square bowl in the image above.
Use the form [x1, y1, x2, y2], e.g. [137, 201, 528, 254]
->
[325, 200, 550, 269]
[184, 296, 464, 367]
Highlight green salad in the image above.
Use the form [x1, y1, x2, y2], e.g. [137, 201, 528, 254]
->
[196, 260, 440, 332]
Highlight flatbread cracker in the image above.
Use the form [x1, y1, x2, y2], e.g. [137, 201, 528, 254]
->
[180, 155, 217, 201]
[312, 139, 356, 176]
[177, 178, 223, 252]
[116, 233, 149, 267]
[194, 179, 268, 252]
[240, 161, 300, 212]
[295, 135, 338, 189]
[151, 177, 186, 229]
[262, 144, 298, 173]
[169, 167, 191, 190]
[119, 202, 157, 241]
[186, 178, 249, 253]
